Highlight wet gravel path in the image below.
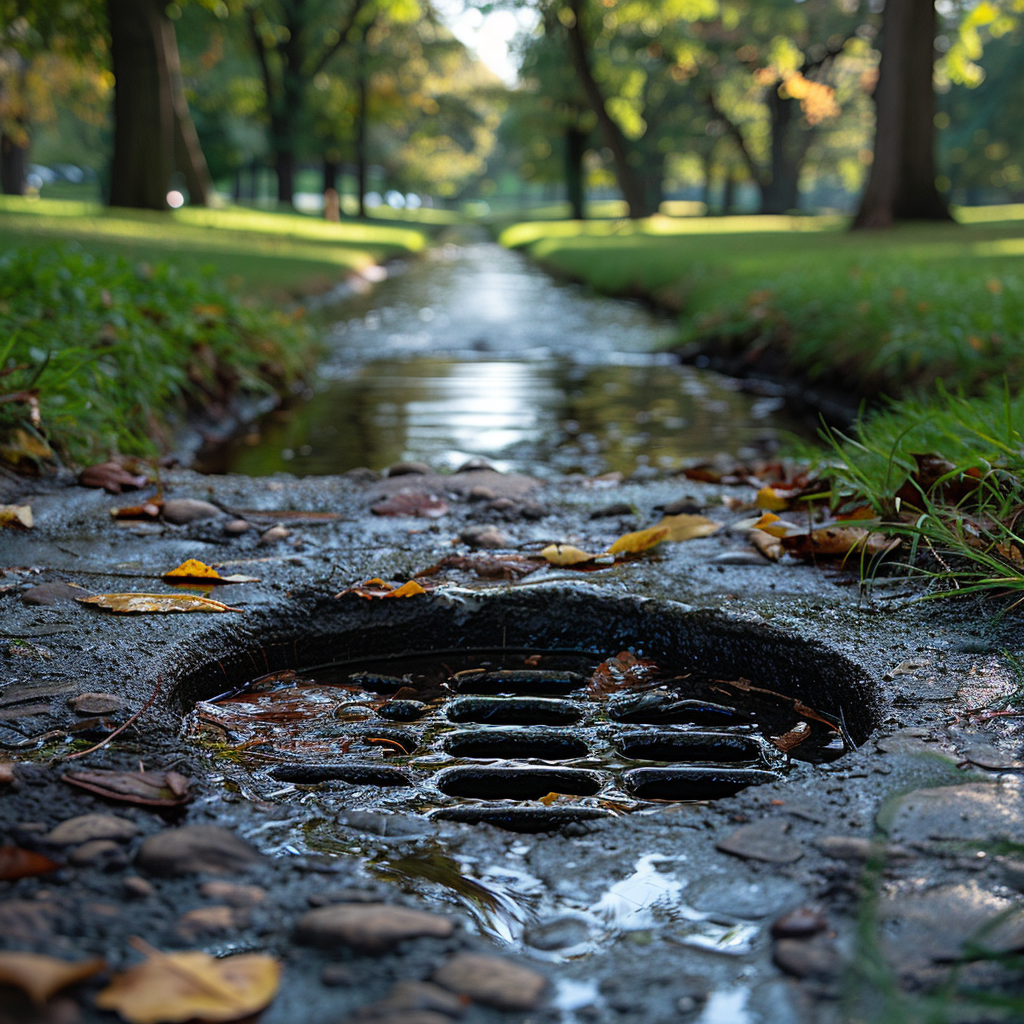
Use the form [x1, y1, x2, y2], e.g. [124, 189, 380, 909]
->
[2, 462, 1024, 1024]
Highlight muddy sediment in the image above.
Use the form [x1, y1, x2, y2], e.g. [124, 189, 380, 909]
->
[2, 461, 1023, 1023]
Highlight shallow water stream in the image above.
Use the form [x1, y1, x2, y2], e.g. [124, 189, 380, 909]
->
[197, 241, 812, 477]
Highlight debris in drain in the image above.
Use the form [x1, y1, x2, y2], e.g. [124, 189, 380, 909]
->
[184, 649, 849, 831]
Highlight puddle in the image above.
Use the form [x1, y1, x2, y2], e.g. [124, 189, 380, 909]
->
[195, 243, 814, 478]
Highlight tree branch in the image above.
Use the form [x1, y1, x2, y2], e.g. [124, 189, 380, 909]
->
[705, 88, 765, 187]
[309, 0, 368, 78]
[246, 7, 276, 104]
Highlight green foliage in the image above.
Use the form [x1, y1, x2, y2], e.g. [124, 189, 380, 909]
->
[0, 243, 316, 465]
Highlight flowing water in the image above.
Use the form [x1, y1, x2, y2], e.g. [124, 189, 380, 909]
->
[197, 241, 812, 478]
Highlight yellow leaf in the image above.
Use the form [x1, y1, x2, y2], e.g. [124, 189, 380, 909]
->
[607, 526, 669, 556]
[0, 952, 105, 1004]
[0, 505, 33, 529]
[385, 580, 427, 598]
[752, 512, 790, 538]
[96, 941, 280, 1024]
[162, 560, 258, 584]
[654, 513, 722, 541]
[77, 593, 242, 614]
[541, 544, 597, 566]
[749, 529, 783, 561]
[756, 486, 789, 511]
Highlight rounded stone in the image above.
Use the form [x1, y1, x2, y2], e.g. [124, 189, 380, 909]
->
[136, 825, 262, 877]
[295, 903, 455, 953]
[459, 525, 510, 549]
[386, 461, 431, 477]
[224, 519, 252, 534]
[433, 953, 547, 1011]
[70, 692, 126, 716]
[21, 583, 87, 606]
[161, 498, 223, 524]
[770, 907, 829, 939]
[69, 839, 128, 870]
[45, 814, 140, 845]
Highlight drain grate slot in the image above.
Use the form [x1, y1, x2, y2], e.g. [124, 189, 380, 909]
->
[624, 766, 783, 801]
[443, 730, 589, 761]
[270, 763, 413, 787]
[609, 696, 752, 726]
[435, 766, 603, 800]
[617, 730, 767, 763]
[454, 670, 586, 696]
[446, 697, 583, 726]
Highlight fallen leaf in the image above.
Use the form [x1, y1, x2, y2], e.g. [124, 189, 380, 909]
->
[111, 502, 163, 521]
[77, 593, 242, 614]
[162, 560, 258, 585]
[540, 543, 599, 566]
[371, 490, 449, 518]
[654, 513, 723, 541]
[79, 462, 148, 494]
[756, 486, 790, 511]
[770, 721, 811, 753]
[748, 529, 783, 560]
[0, 505, 33, 529]
[385, 580, 427, 598]
[0, 952, 105, 1004]
[416, 554, 543, 581]
[0, 845, 61, 881]
[335, 578, 431, 599]
[62, 769, 192, 807]
[781, 527, 899, 562]
[752, 513, 790, 538]
[588, 651, 662, 695]
[607, 526, 669, 556]
[96, 940, 280, 1024]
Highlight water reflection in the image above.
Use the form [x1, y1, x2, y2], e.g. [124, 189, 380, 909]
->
[197, 243, 810, 478]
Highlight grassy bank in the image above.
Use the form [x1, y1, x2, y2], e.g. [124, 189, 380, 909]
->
[501, 208, 1024, 400]
[503, 209, 1024, 598]
[0, 198, 429, 467]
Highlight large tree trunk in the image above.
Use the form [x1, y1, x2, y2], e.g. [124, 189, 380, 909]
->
[0, 129, 28, 195]
[164, 16, 213, 206]
[562, 0, 653, 219]
[759, 91, 805, 214]
[355, 42, 368, 219]
[107, 0, 174, 210]
[853, 0, 951, 228]
[564, 125, 586, 220]
[274, 147, 295, 205]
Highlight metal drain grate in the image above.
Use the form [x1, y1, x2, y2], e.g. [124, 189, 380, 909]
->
[186, 648, 847, 832]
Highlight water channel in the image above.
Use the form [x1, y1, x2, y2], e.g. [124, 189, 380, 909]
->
[197, 240, 812, 478]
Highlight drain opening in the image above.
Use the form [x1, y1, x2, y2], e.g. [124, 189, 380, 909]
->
[184, 633, 864, 832]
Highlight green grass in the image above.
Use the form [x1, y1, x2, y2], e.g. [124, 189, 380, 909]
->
[500, 208, 1024, 400]
[0, 196, 428, 298]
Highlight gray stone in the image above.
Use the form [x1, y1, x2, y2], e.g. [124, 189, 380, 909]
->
[525, 916, 591, 951]
[295, 903, 455, 953]
[997, 858, 1024, 893]
[433, 953, 547, 1011]
[136, 825, 262, 876]
[886, 783, 1024, 845]
[816, 836, 911, 861]
[773, 936, 841, 979]
[161, 498, 223, 524]
[710, 551, 770, 566]
[459, 525, 510, 549]
[716, 818, 803, 864]
[875, 729, 946, 755]
[69, 692, 125, 716]
[22, 583, 86, 606]
[45, 814, 140, 845]
[386, 461, 431, 477]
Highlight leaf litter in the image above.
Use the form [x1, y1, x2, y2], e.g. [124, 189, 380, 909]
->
[0, 951, 105, 1004]
[77, 593, 242, 614]
[61, 768, 191, 807]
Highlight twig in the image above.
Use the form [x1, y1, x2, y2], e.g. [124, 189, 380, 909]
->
[53, 675, 162, 764]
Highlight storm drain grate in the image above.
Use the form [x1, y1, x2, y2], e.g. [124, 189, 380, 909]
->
[186, 648, 848, 832]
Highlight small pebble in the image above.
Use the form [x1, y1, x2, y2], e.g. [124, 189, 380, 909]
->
[123, 876, 154, 899]
[259, 525, 291, 546]
[175, 905, 243, 940]
[70, 692, 125, 716]
[45, 814, 140, 846]
[21, 583, 86, 606]
[136, 825, 263, 876]
[161, 498, 223, 524]
[433, 953, 546, 1011]
[459, 525, 510, 549]
[455, 458, 495, 473]
[69, 840, 128, 870]
[468, 486, 497, 502]
[224, 519, 252, 534]
[770, 906, 829, 939]
[199, 881, 266, 907]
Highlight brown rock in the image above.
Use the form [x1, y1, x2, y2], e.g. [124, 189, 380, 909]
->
[70, 692, 125, 716]
[0, 762, 17, 785]
[295, 903, 454, 953]
[433, 953, 547, 1011]
[386, 462, 431, 477]
[258, 525, 291, 545]
[199, 881, 266, 907]
[69, 840, 128, 869]
[468, 486, 497, 502]
[770, 907, 829, 939]
[45, 814, 140, 845]
[136, 825, 262, 876]
[175, 905, 244, 940]
[716, 819, 803, 864]
[459, 525, 510, 549]
[161, 498, 223, 524]
[224, 519, 252, 534]
[22, 583, 87, 606]
[773, 936, 841, 979]
[123, 876, 154, 899]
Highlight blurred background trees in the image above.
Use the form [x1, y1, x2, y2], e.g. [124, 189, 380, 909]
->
[1, 0, 1022, 222]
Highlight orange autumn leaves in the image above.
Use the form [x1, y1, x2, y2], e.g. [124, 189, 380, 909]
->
[0, 940, 281, 1023]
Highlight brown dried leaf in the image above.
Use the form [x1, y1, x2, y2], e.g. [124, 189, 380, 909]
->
[77, 593, 242, 614]
[748, 529, 783, 561]
[371, 490, 449, 518]
[654, 513, 723, 542]
[780, 527, 899, 562]
[0, 845, 61, 881]
[95, 941, 280, 1024]
[588, 651, 662, 695]
[61, 769, 192, 807]
[335, 577, 432, 599]
[0, 952, 105, 1004]
[0, 505, 33, 529]
[606, 526, 669, 556]
[770, 721, 811, 753]
[79, 462, 148, 494]
[162, 559, 258, 585]
[111, 502, 163, 521]
[417, 554, 544, 581]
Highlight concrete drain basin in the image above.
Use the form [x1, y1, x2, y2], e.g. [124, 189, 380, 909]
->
[175, 591, 878, 832]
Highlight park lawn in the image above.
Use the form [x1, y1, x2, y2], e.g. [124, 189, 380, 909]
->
[0, 196, 428, 297]
[501, 208, 1024, 400]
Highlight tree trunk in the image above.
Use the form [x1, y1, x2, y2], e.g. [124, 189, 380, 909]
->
[564, 125, 586, 219]
[355, 42, 368, 219]
[0, 129, 28, 195]
[853, 0, 951, 228]
[323, 157, 339, 193]
[759, 90, 804, 214]
[107, 0, 174, 210]
[164, 15, 213, 206]
[275, 148, 294, 205]
[562, 0, 653, 219]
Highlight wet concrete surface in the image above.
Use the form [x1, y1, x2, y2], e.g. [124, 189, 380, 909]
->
[3, 462, 1024, 1023]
